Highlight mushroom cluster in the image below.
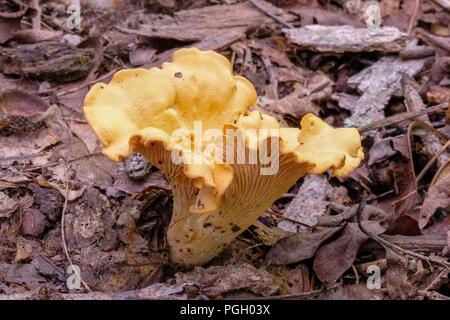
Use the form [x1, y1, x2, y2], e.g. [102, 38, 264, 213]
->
[84, 48, 364, 266]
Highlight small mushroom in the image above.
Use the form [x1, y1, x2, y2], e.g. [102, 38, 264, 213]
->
[83, 48, 364, 266]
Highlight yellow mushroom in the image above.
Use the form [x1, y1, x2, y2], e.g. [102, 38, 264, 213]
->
[83, 48, 364, 266]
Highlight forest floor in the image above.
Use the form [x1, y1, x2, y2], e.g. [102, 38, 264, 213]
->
[1, 0, 450, 300]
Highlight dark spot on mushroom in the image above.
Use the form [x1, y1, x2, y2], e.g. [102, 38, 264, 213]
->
[203, 223, 212, 228]
[187, 248, 191, 253]
[150, 143, 155, 146]
[220, 230, 225, 234]
[196, 199, 205, 209]
[174, 72, 183, 78]
[189, 228, 194, 232]
[231, 224, 241, 232]
[158, 160, 162, 165]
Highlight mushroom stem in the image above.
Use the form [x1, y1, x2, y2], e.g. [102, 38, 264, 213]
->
[167, 156, 307, 266]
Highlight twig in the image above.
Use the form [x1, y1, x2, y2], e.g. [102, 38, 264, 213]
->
[61, 170, 91, 292]
[267, 208, 313, 228]
[56, 68, 118, 97]
[62, 116, 87, 123]
[237, 288, 324, 300]
[433, 0, 450, 11]
[247, 0, 294, 29]
[356, 199, 450, 269]
[416, 139, 450, 184]
[30, 0, 41, 30]
[407, 0, 420, 35]
[351, 265, 360, 285]
[358, 102, 448, 133]
[21, 152, 101, 172]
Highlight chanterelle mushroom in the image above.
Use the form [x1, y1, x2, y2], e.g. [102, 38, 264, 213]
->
[83, 48, 364, 266]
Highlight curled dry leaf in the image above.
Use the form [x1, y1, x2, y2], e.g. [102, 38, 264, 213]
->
[420, 160, 450, 229]
[0, 191, 18, 218]
[385, 248, 415, 299]
[367, 137, 397, 166]
[0, 89, 51, 136]
[6, 264, 46, 290]
[70, 122, 99, 154]
[320, 284, 384, 300]
[20, 208, 47, 237]
[268, 225, 344, 265]
[313, 223, 368, 284]
[0, 9, 24, 44]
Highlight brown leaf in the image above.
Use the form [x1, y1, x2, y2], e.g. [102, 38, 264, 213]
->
[0, 16, 20, 44]
[320, 284, 384, 300]
[367, 137, 397, 166]
[268, 225, 343, 265]
[426, 85, 450, 104]
[114, 170, 170, 195]
[420, 162, 450, 229]
[20, 208, 46, 237]
[385, 248, 414, 299]
[0, 191, 18, 218]
[129, 46, 156, 67]
[313, 223, 368, 284]
[287, 264, 310, 294]
[0, 89, 51, 136]
[6, 264, 46, 290]
[289, 6, 364, 27]
[70, 122, 99, 154]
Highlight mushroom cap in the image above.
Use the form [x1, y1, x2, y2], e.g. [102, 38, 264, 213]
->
[84, 48, 257, 162]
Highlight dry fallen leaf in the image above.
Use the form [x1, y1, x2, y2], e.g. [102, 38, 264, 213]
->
[313, 223, 368, 284]
[268, 225, 344, 265]
[420, 160, 450, 229]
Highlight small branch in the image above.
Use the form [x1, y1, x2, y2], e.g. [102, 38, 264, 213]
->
[407, 0, 420, 35]
[238, 288, 324, 300]
[356, 199, 450, 269]
[247, 0, 294, 29]
[416, 140, 450, 185]
[61, 169, 91, 292]
[267, 208, 313, 228]
[30, 0, 41, 30]
[358, 102, 448, 133]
